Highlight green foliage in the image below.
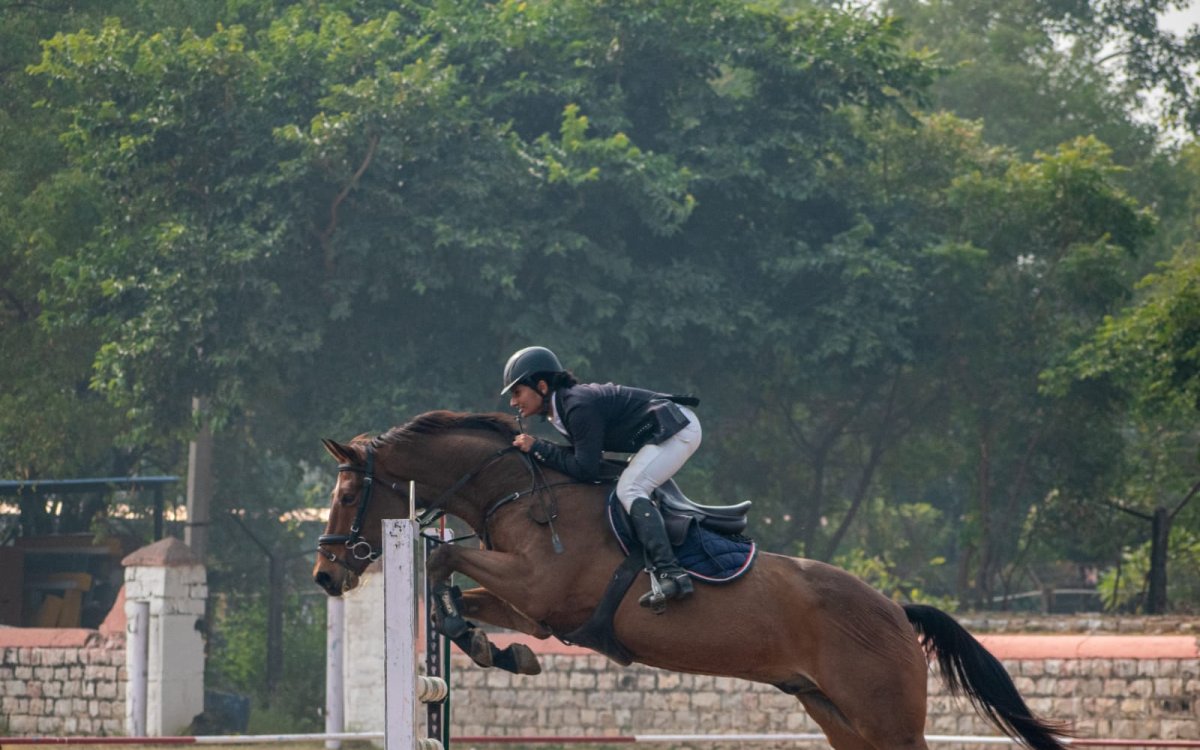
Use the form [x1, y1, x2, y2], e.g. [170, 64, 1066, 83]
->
[833, 499, 956, 607]
[838, 548, 957, 610]
[882, 0, 1190, 156]
[1071, 252, 1200, 412]
[206, 590, 326, 731]
[1097, 526, 1200, 612]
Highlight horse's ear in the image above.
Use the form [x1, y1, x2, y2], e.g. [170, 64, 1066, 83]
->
[322, 438, 352, 462]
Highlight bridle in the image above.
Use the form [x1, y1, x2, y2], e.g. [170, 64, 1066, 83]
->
[316, 440, 549, 570]
[316, 445, 386, 569]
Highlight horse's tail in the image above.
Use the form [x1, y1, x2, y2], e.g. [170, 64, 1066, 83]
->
[904, 604, 1070, 750]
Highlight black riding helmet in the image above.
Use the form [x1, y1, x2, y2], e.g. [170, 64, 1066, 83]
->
[501, 346, 565, 395]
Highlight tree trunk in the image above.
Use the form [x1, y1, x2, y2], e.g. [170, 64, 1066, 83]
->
[1147, 506, 1169, 614]
[266, 553, 285, 704]
[974, 424, 994, 609]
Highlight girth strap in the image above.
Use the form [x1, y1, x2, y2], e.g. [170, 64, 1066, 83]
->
[554, 553, 642, 666]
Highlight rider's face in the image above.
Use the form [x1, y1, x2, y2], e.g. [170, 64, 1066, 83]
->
[509, 382, 547, 418]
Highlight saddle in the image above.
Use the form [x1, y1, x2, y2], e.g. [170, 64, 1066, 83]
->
[654, 478, 751, 539]
[594, 459, 751, 538]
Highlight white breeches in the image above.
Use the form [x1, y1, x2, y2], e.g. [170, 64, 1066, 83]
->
[615, 406, 701, 511]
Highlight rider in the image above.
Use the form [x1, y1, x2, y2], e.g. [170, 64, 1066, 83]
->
[502, 346, 701, 609]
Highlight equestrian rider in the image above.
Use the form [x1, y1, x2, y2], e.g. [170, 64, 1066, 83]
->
[502, 346, 701, 609]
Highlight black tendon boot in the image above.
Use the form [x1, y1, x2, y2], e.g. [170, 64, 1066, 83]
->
[628, 497, 694, 611]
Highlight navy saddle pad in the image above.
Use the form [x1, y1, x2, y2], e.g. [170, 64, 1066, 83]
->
[606, 493, 756, 583]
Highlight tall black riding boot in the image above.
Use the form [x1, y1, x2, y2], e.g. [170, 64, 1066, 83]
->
[628, 497, 694, 611]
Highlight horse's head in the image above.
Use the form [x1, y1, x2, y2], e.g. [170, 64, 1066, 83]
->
[312, 411, 525, 596]
[312, 435, 395, 596]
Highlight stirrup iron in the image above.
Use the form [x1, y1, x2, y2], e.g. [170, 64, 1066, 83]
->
[643, 570, 668, 614]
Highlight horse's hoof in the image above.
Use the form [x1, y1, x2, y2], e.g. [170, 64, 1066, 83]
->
[468, 629, 494, 668]
[509, 644, 542, 675]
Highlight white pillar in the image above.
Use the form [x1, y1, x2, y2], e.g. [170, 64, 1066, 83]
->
[342, 572, 385, 733]
[127, 600, 150, 736]
[122, 538, 207, 736]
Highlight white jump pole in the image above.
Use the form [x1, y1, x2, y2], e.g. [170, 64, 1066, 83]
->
[324, 595, 345, 750]
[384, 517, 421, 750]
[384, 504, 447, 750]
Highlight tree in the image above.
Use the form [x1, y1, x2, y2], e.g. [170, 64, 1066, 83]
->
[1061, 164, 1200, 612]
[14, 0, 945, 710]
[883, 0, 1200, 150]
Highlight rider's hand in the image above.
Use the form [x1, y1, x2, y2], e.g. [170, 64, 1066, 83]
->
[513, 433, 535, 453]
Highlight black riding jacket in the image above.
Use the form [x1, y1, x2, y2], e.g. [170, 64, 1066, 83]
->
[529, 383, 695, 482]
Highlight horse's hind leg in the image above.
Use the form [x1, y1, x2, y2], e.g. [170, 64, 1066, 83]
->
[796, 692, 929, 750]
[795, 693, 878, 750]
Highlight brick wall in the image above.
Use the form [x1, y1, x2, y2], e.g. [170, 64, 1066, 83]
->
[0, 630, 125, 736]
[443, 630, 1199, 746]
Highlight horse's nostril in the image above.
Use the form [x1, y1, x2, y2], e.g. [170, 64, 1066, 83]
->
[314, 570, 346, 596]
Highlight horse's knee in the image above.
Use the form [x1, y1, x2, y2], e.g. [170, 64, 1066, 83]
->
[426, 544, 458, 581]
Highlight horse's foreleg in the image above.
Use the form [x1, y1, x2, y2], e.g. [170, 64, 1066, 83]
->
[426, 545, 545, 675]
[427, 543, 547, 615]
[459, 587, 553, 638]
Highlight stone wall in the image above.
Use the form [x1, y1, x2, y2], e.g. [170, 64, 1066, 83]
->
[444, 638, 1200, 747]
[959, 614, 1197, 634]
[0, 629, 126, 736]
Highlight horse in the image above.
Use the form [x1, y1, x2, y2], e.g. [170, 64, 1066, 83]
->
[312, 410, 1068, 750]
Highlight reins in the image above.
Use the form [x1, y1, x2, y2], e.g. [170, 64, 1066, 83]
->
[318, 437, 568, 566]
[515, 411, 564, 553]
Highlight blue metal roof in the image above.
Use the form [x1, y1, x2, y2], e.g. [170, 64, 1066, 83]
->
[0, 476, 180, 495]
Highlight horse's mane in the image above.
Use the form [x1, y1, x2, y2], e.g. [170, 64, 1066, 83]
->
[372, 410, 519, 448]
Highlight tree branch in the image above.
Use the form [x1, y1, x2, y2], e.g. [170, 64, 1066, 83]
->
[821, 368, 901, 560]
[1168, 476, 1200, 520]
[1102, 497, 1153, 521]
[321, 133, 381, 275]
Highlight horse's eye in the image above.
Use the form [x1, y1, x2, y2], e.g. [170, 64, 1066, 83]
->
[339, 493, 357, 506]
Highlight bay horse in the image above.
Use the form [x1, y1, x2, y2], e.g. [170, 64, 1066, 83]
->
[312, 410, 1067, 750]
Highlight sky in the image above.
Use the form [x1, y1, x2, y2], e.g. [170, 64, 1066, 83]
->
[1161, 3, 1200, 35]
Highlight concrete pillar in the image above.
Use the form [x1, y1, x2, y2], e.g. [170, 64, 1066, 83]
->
[128, 600, 150, 736]
[123, 538, 207, 736]
[343, 570, 385, 733]
[185, 396, 213, 559]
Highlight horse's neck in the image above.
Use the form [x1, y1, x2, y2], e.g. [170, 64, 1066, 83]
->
[388, 436, 528, 528]
[486, 479, 613, 556]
